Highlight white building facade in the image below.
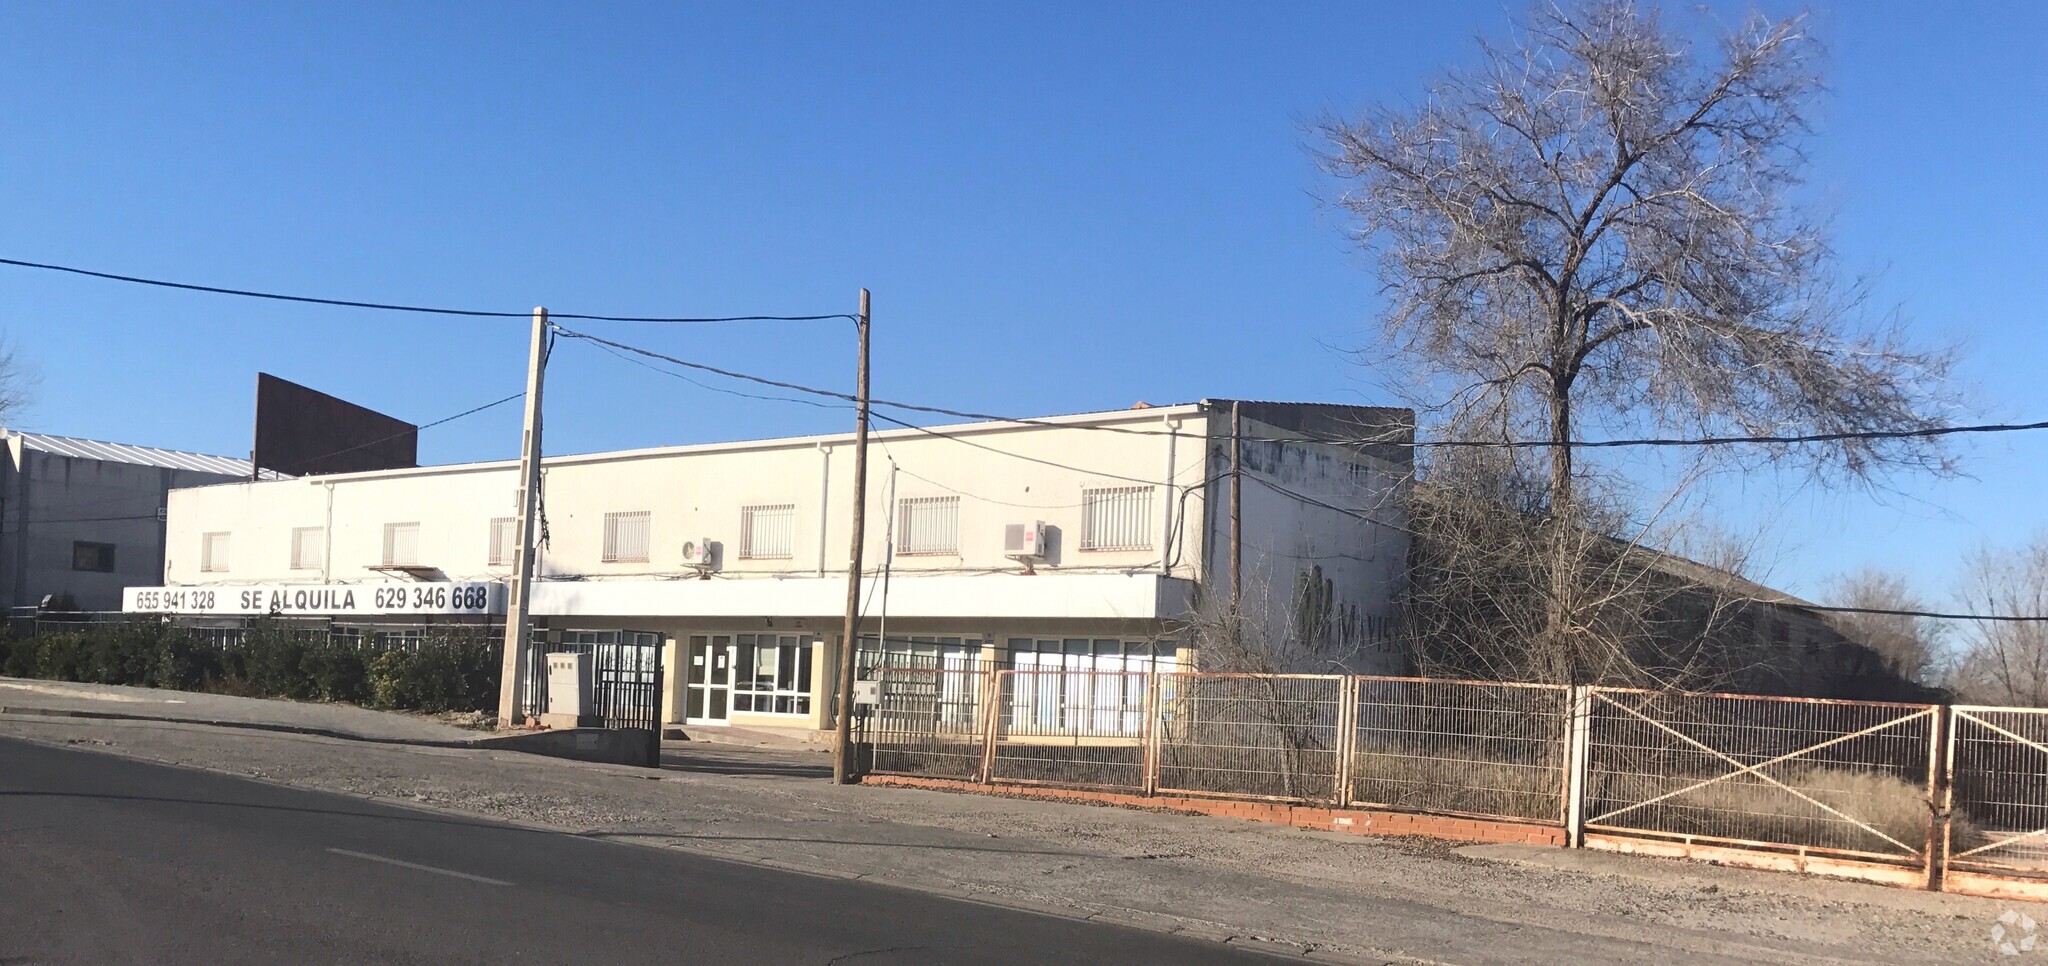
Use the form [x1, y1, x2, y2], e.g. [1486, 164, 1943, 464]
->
[128, 400, 1412, 732]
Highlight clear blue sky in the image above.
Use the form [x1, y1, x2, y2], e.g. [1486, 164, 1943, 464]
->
[2, 2, 2043, 604]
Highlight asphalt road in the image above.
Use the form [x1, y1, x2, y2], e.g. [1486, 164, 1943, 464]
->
[0, 737, 1281, 965]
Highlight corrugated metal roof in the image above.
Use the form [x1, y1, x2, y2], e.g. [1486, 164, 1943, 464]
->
[8, 431, 286, 479]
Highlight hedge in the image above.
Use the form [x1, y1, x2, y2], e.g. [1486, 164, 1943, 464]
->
[0, 620, 498, 715]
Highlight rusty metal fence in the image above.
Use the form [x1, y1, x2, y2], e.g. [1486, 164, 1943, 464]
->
[1156, 673, 1347, 802]
[988, 669, 1150, 791]
[859, 667, 2048, 894]
[1584, 689, 1939, 863]
[1351, 677, 1571, 823]
[1947, 707, 2048, 876]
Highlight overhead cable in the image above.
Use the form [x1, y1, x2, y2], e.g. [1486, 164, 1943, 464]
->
[0, 257, 854, 323]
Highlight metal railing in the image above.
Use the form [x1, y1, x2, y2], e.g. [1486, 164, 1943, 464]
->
[1156, 673, 1346, 803]
[1351, 677, 1571, 823]
[988, 669, 1150, 791]
[868, 666, 987, 781]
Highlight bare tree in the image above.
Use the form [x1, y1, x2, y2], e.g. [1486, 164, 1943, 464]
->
[1397, 448, 1774, 688]
[1821, 567, 1943, 686]
[1951, 539, 2048, 707]
[0, 337, 32, 427]
[1320, 1, 1956, 681]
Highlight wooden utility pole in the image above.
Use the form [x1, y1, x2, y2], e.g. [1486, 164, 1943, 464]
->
[1230, 401, 1243, 620]
[832, 289, 872, 784]
[495, 307, 549, 728]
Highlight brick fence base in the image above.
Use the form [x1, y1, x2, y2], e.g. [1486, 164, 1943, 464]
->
[861, 774, 1566, 847]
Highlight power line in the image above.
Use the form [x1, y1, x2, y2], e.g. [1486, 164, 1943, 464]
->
[1244, 473, 2048, 624]
[558, 325, 2048, 454]
[274, 390, 527, 475]
[1793, 603, 2048, 624]
[1405, 421, 2048, 451]
[567, 333, 846, 411]
[0, 257, 854, 324]
[869, 412, 1170, 487]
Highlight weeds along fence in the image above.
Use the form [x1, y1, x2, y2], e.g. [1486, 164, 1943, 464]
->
[861, 667, 2048, 893]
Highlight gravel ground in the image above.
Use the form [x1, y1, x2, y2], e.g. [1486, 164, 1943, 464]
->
[0, 702, 2032, 965]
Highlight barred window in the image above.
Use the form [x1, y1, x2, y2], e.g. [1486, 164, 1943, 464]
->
[602, 511, 651, 563]
[740, 504, 795, 560]
[201, 532, 231, 572]
[1080, 486, 1153, 551]
[897, 496, 960, 555]
[382, 522, 421, 566]
[488, 517, 518, 567]
[290, 527, 324, 571]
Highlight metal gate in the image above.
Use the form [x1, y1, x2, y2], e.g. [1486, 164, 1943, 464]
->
[525, 631, 665, 730]
[1584, 688, 1938, 863]
[1947, 707, 2048, 877]
[865, 665, 988, 780]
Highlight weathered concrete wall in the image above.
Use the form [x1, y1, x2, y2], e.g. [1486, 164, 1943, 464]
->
[1201, 410, 1411, 675]
[1, 441, 243, 611]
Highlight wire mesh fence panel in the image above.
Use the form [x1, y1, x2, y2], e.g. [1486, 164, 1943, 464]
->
[988, 669, 1148, 791]
[868, 667, 988, 781]
[1948, 707, 2048, 876]
[1586, 689, 1937, 861]
[1156, 674, 1345, 803]
[1351, 678, 1570, 823]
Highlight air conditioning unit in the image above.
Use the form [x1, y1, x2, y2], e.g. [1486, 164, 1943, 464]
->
[681, 538, 717, 569]
[1004, 522, 1047, 559]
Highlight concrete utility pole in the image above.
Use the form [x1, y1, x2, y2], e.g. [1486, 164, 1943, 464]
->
[495, 307, 549, 728]
[832, 289, 871, 784]
[1230, 401, 1243, 621]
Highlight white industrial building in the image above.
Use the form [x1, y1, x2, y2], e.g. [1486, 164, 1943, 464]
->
[126, 400, 1412, 733]
[2, 431, 273, 614]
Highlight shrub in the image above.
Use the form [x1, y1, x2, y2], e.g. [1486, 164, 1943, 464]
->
[368, 637, 497, 714]
[298, 640, 370, 704]
[0, 628, 36, 678]
[233, 620, 314, 699]
[29, 631, 90, 681]
[149, 629, 223, 691]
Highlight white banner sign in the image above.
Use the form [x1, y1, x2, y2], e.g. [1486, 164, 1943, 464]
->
[123, 582, 506, 617]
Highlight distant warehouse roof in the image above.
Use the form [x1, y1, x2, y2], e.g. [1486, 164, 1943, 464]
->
[6, 430, 287, 480]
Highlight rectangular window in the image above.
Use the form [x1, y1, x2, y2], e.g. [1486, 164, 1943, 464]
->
[290, 527, 324, 571]
[740, 504, 795, 560]
[732, 634, 814, 715]
[1004, 637, 1176, 734]
[382, 522, 421, 566]
[602, 511, 652, 563]
[71, 541, 116, 573]
[857, 634, 982, 727]
[488, 517, 518, 567]
[1080, 486, 1153, 551]
[897, 496, 960, 555]
[201, 532, 231, 572]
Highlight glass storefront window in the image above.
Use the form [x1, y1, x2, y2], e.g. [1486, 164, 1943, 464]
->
[1003, 637, 1176, 734]
[734, 633, 813, 715]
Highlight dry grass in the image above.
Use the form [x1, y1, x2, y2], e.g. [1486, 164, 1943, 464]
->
[1588, 765, 1976, 856]
[1351, 751, 1562, 822]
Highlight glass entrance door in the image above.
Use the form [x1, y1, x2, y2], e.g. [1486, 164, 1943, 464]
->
[685, 634, 735, 724]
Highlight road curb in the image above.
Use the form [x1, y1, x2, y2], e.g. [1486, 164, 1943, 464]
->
[0, 705, 483, 748]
